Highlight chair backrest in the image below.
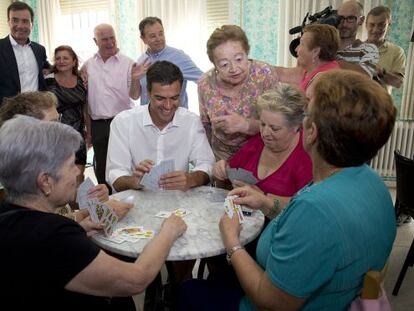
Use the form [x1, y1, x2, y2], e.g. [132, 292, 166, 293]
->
[394, 150, 414, 213]
[348, 264, 392, 311]
[361, 266, 387, 299]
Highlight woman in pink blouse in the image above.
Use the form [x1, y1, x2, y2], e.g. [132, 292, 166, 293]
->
[213, 84, 312, 211]
[198, 25, 280, 161]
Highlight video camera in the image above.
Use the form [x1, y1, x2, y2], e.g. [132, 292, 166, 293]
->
[289, 6, 342, 57]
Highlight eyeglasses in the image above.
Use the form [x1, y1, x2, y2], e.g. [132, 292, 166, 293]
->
[338, 15, 359, 23]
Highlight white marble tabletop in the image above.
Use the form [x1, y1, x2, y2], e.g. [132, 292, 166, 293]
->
[92, 186, 265, 261]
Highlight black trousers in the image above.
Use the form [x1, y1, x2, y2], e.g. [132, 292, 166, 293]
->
[91, 118, 113, 191]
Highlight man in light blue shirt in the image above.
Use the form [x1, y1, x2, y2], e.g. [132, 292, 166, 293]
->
[135, 17, 203, 108]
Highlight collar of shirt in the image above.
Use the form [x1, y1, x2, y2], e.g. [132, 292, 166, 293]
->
[9, 34, 31, 47]
[146, 46, 167, 59]
[142, 105, 183, 130]
[94, 50, 121, 62]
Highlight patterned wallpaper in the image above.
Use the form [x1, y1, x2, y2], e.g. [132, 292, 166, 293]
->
[22, 0, 39, 42]
[383, 0, 414, 111]
[113, 0, 139, 60]
[230, 0, 279, 65]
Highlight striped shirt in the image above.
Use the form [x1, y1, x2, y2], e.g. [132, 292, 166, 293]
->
[337, 40, 379, 78]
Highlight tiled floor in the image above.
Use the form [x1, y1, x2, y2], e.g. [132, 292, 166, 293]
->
[85, 166, 413, 310]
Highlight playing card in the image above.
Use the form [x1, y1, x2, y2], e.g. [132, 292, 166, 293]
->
[226, 167, 258, 185]
[116, 226, 144, 236]
[224, 195, 245, 223]
[127, 229, 154, 240]
[98, 234, 126, 244]
[140, 159, 176, 190]
[76, 177, 95, 209]
[87, 197, 100, 223]
[101, 205, 119, 237]
[141, 173, 159, 190]
[159, 159, 175, 176]
[173, 208, 190, 217]
[155, 211, 171, 218]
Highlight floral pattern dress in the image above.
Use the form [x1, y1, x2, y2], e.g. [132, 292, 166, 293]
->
[198, 59, 279, 161]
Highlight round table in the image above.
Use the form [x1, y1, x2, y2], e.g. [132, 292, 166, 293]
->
[92, 186, 265, 260]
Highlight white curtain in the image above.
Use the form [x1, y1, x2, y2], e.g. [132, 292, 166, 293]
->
[401, 20, 414, 119]
[136, 0, 209, 113]
[37, 0, 61, 60]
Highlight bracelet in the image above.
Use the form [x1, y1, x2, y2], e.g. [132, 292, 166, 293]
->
[265, 198, 281, 219]
[226, 245, 244, 264]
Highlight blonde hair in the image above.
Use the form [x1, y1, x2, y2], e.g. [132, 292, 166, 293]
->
[257, 84, 306, 129]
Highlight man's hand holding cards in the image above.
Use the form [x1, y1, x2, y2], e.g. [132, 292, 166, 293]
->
[139, 159, 175, 190]
[224, 195, 245, 223]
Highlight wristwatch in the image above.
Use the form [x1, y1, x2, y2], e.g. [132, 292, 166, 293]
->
[226, 245, 244, 264]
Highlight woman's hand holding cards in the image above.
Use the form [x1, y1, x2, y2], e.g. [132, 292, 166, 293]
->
[219, 213, 241, 249]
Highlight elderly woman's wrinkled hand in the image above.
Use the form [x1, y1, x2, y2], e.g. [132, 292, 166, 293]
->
[212, 113, 249, 135]
[161, 215, 187, 240]
[88, 184, 109, 202]
[219, 213, 241, 248]
[212, 160, 229, 181]
[78, 214, 103, 236]
[106, 199, 134, 220]
[229, 186, 267, 211]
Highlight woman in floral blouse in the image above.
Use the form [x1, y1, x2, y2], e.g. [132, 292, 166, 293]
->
[198, 25, 280, 161]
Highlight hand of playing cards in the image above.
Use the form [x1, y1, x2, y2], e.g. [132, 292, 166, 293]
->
[226, 167, 258, 185]
[140, 159, 175, 190]
[76, 178, 119, 237]
[224, 195, 245, 223]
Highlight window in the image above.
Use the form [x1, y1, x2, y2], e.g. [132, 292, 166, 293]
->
[58, 0, 110, 64]
[0, 0, 11, 38]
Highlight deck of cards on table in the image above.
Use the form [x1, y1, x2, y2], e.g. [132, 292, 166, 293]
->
[224, 195, 245, 223]
[76, 177, 119, 237]
[140, 159, 175, 190]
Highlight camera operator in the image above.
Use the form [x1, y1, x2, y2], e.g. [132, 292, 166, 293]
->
[277, 1, 381, 90]
[365, 6, 406, 94]
[335, 0, 379, 78]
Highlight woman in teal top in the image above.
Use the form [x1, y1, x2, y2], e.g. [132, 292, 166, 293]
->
[179, 70, 397, 311]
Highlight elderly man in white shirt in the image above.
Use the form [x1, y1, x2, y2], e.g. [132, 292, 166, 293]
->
[107, 60, 215, 192]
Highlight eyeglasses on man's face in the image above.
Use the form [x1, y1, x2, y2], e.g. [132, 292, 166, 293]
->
[338, 15, 359, 23]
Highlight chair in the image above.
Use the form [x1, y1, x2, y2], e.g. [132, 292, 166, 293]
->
[392, 150, 414, 296]
[349, 265, 392, 311]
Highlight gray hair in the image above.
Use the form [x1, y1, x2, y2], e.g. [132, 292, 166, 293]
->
[257, 84, 306, 129]
[0, 115, 81, 201]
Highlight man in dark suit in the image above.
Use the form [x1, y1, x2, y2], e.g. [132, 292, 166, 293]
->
[0, 1, 49, 105]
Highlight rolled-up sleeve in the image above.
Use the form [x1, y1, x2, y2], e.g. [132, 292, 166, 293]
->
[188, 117, 215, 177]
[106, 116, 133, 187]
